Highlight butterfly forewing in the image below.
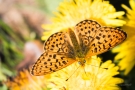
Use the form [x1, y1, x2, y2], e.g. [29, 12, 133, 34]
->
[85, 27, 127, 57]
[31, 52, 75, 75]
[31, 32, 76, 76]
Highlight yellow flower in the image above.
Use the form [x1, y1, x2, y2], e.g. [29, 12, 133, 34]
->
[47, 56, 123, 90]
[6, 70, 49, 90]
[122, 0, 135, 28]
[6, 58, 123, 90]
[112, 0, 135, 75]
[42, 0, 126, 40]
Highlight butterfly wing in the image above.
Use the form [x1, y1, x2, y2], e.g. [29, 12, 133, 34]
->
[74, 20, 126, 58]
[86, 27, 127, 57]
[31, 52, 75, 76]
[75, 20, 101, 55]
[31, 32, 76, 76]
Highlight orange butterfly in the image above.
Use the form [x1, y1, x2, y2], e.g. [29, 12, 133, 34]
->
[31, 20, 127, 76]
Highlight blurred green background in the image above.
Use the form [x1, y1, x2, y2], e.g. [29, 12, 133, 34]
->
[0, 0, 134, 90]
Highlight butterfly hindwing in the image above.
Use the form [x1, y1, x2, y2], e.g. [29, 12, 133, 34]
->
[75, 20, 101, 55]
[44, 32, 73, 53]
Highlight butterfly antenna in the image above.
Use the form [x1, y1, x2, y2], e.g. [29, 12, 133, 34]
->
[83, 66, 89, 78]
[66, 65, 80, 81]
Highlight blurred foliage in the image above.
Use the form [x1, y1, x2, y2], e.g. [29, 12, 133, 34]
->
[0, 84, 7, 90]
[17, 0, 63, 17]
[36, 0, 63, 16]
[0, 20, 24, 89]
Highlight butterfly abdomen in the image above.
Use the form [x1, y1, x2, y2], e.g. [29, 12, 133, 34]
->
[68, 28, 84, 58]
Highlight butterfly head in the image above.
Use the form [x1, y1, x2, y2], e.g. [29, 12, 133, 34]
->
[77, 58, 86, 66]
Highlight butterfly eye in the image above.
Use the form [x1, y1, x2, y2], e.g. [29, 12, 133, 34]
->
[83, 60, 86, 63]
[78, 61, 81, 65]
[78, 60, 86, 65]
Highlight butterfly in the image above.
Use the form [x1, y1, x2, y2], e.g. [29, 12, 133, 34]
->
[31, 20, 127, 76]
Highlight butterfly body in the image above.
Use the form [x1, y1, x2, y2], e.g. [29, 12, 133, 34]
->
[68, 28, 84, 58]
[31, 20, 127, 76]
